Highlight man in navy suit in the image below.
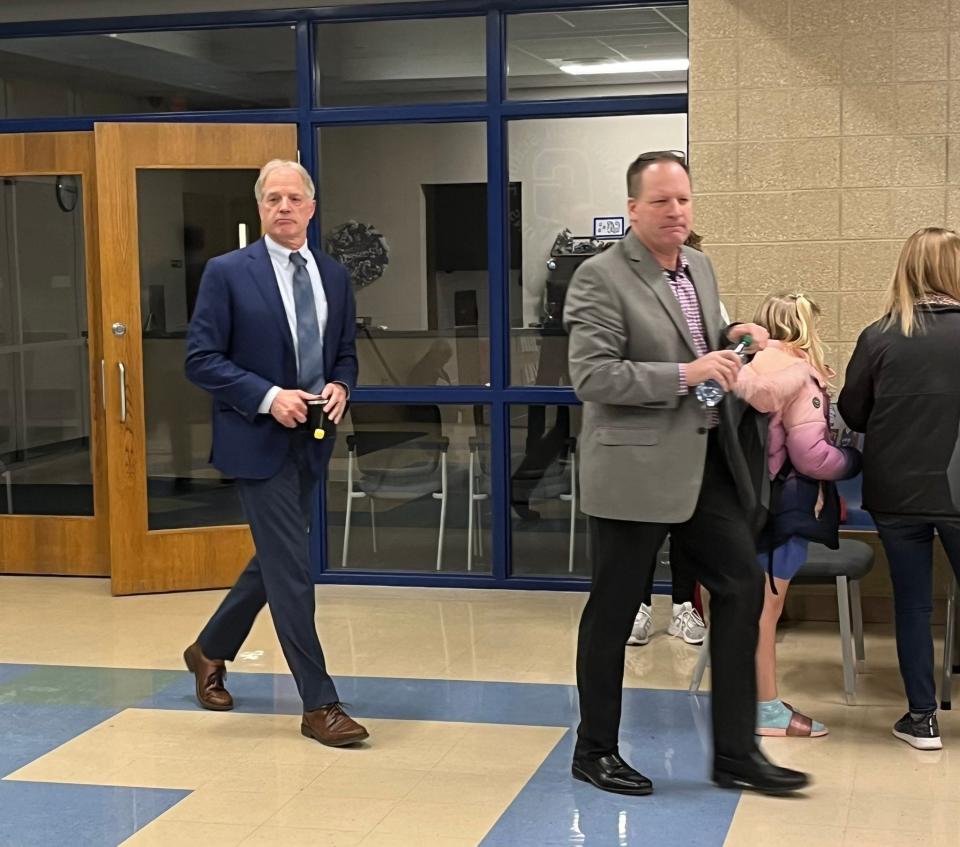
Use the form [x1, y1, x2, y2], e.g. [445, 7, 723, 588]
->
[182, 159, 367, 747]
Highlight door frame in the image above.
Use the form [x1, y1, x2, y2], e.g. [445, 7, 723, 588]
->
[0, 132, 108, 575]
[95, 122, 298, 595]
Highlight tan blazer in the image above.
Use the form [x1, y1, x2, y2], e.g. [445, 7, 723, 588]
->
[565, 230, 763, 524]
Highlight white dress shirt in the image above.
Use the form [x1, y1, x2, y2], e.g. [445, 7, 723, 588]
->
[258, 234, 329, 414]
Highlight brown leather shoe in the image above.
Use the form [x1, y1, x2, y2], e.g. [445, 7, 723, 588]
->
[183, 642, 233, 711]
[301, 703, 369, 747]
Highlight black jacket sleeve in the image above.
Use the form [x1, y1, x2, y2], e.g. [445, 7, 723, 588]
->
[837, 328, 875, 433]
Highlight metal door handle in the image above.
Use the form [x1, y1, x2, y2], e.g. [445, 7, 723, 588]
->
[118, 362, 127, 423]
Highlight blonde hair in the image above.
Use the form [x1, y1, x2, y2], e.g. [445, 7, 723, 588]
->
[254, 159, 315, 203]
[753, 292, 830, 383]
[884, 227, 960, 336]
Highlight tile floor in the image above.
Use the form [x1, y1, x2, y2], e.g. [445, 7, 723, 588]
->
[1, 575, 959, 846]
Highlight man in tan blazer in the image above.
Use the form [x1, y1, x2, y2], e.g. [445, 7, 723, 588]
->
[565, 151, 808, 796]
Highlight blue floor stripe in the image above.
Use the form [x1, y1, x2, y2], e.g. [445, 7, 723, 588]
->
[0, 781, 186, 847]
[1, 662, 739, 847]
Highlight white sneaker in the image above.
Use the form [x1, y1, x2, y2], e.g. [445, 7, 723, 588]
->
[627, 603, 653, 646]
[668, 602, 706, 645]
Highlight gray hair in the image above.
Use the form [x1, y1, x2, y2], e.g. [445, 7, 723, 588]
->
[254, 159, 316, 202]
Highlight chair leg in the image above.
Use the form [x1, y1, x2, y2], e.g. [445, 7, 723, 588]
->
[435, 453, 448, 571]
[476, 500, 484, 557]
[342, 462, 354, 569]
[567, 458, 577, 573]
[689, 628, 710, 694]
[850, 578, 866, 671]
[941, 575, 957, 710]
[467, 453, 475, 572]
[836, 575, 857, 705]
[952, 576, 960, 674]
[369, 498, 378, 554]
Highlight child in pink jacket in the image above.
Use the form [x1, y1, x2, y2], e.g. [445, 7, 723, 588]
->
[736, 292, 861, 738]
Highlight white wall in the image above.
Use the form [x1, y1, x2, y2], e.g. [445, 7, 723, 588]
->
[318, 114, 688, 331]
[510, 114, 687, 325]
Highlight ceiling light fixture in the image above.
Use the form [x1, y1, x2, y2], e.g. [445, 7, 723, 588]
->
[559, 57, 689, 76]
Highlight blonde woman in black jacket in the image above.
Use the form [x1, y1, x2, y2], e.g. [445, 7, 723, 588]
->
[839, 226, 960, 751]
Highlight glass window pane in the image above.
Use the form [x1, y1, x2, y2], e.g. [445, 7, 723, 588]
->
[137, 168, 260, 530]
[510, 404, 587, 577]
[508, 114, 687, 386]
[507, 5, 688, 101]
[314, 18, 485, 106]
[0, 175, 92, 516]
[318, 123, 490, 387]
[328, 403, 491, 574]
[0, 27, 296, 118]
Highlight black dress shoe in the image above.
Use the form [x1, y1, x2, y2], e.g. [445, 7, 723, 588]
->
[572, 753, 653, 796]
[713, 750, 809, 795]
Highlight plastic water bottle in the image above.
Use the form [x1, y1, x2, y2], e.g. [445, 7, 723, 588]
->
[694, 334, 753, 408]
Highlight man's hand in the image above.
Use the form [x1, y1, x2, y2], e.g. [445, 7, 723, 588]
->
[685, 350, 742, 391]
[321, 382, 348, 424]
[727, 322, 769, 352]
[270, 389, 319, 428]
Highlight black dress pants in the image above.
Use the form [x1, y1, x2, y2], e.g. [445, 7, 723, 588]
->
[575, 434, 765, 761]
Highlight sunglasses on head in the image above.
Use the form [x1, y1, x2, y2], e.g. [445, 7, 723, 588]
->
[636, 149, 686, 163]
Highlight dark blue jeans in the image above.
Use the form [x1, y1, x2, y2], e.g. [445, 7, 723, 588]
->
[874, 517, 960, 714]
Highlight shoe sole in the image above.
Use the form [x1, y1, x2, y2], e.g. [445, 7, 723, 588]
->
[572, 765, 653, 796]
[892, 728, 942, 750]
[712, 772, 809, 794]
[756, 727, 829, 738]
[667, 624, 705, 645]
[626, 636, 650, 646]
[301, 723, 370, 747]
[183, 648, 233, 712]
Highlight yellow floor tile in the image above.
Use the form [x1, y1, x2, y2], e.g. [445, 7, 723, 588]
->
[119, 820, 255, 847]
[303, 765, 427, 801]
[239, 827, 364, 847]
[263, 795, 397, 833]
[162, 787, 297, 827]
[368, 799, 505, 841]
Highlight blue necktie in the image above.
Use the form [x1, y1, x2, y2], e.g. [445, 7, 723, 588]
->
[289, 251, 325, 394]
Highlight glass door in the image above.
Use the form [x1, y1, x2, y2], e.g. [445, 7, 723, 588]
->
[0, 132, 107, 575]
[95, 122, 297, 594]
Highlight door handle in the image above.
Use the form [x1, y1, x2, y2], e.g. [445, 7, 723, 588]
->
[118, 362, 127, 423]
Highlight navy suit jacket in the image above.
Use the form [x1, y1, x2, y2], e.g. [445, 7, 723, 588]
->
[185, 237, 358, 480]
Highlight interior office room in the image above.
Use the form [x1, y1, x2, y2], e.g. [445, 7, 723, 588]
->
[1, 0, 960, 844]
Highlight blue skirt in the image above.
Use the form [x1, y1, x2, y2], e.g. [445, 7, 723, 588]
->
[757, 536, 809, 582]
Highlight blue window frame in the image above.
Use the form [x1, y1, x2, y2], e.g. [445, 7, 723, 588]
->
[0, 0, 687, 591]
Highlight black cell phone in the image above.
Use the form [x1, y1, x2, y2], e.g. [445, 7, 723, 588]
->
[303, 399, 336, 441]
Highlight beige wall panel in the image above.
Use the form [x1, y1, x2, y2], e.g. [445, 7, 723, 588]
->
[690, 40, 739, 90]
[739, 139, 840, 191]
[895, 30, 948, 82]
[788, 87, 841, 137]
[689, 90, 739, 141]
[840, 241, 903, 290]
[737, 0, 789, 37]
[842, 0, 898, 32]
[706, 245, 738, 294]
[841, 33, 895, 84]
[690, 142, 739, 192]
[739, 39, 792, 88]
[689, 0, 738, 40]
[791, 0, 845, 37]
[738, 90, 792, 140]
[692, 193, 740, 243]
